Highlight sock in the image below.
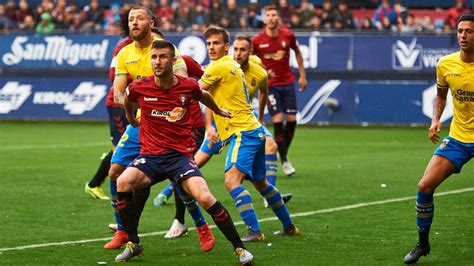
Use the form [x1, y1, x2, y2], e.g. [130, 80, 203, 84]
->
[284, 121, 297, 151]
[265, 153, 278, 186]
[261, 184, 293, 228]
[160, 183, 174, 198]
[117, 191, 139, 243]
[416, 191, 434, 246]
[133, 187, 150, 221]
[88, 151, 112, 187]
[173, 185, 186, 224]
[206, 201, 245, 250]
[110, 180, 125, 231]
[174, 184, 206, 227]
[274, 122, 288, 162]
[230, 186, 260, 232]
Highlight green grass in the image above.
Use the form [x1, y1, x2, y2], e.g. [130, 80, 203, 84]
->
[0, 122, 473, 265]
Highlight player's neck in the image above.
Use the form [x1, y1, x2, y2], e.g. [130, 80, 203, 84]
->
[154, 75, 177, 90]
[265, 26, 279, 38]
[460, 50, 474, 63]
[240, 61, 249, 72]
[135, 34, 153, 49]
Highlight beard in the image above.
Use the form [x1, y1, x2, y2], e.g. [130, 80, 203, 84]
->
[131, 27, 149, 41]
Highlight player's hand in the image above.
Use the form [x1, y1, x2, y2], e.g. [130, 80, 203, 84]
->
[127, 116, 140, 127]
[258, 117, 265, 126]
[267, 69, 276, 80]
[298, 77, 307, 92]
[216, 108, 233, 119]
[206, 125, 219, 143]
[428, 120, 442, 144]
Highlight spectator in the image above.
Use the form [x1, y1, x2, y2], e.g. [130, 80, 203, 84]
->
[173, 0, 195, 29]
[104, 3, 121, 35]
[320, 0, 336, 28]
[390, 1, 408, 25]
[54, 12, 69, 31]
[335, 0, 355, 29]
[238, 16, 251, 32]
[193, 2, 209, 26]
[18, 14, 35, 32]
[289, 13, 302, 28]
[137, 0, 157, 12]
[247, 1, 263, 28]
[36, 12, 55, 34]
[446, 0, 469, 29]
[83, 0, 104, 33]
[223, 0, 240, 28]
[308, 15, 322, 30]
[359, 16, 373, 31]
[0, 3, 13, 32]
[400, 13, 416, 33]
[379, 15, 393, 32]
[299, 0, 315, 28]
[209, 0, 224, 25]
[156, 0, 173, 21]
[373, 0, 392, 30]
[419, 16, 435, 33]
[14, 0, 32, 27]
[277, 0, 294, 27]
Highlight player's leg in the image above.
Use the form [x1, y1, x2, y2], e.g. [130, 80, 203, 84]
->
[224, 130, 264, 242]
[281, 84, 298, 176]
[105, 125, 140, 249]
[85, 151, 112, 200]
[181, 174, 252, 263]
[268, 86, 291, 168]
[250, 134, 298, 236]
[404, 136, 467, 264]
[114, 157, 156, 262]
[153, 182, 172, 206]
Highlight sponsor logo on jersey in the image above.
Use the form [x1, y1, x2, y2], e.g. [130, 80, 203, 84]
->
[259, 43, 269, 48]
[144, 97, 158, 101]
[2, 36, 109, 66]
[0, 82, 32, 114]
[151, 107, 187, 122]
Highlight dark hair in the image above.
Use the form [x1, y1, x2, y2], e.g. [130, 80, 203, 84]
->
[119, 8, 131, 37]
[152, 40, 175, 58]
[458, 13, 474, 24]
[130, 5, 154, 20]
[151, 27, 164, 38]
[203, 26, 230, 44]
[234, 33, 251, 47]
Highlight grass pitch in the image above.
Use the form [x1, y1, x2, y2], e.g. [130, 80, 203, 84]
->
[0, 122, 473, 265]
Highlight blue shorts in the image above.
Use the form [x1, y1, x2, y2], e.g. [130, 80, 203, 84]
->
[434, 136, 474, 173]
[111, 124, 140, 166]
[130, 151, 203, 185]
[252, 109, 273, 138]
[107, 106, 128, 146]
[223, 127, 266, 181]
[267, 84, 298, 116]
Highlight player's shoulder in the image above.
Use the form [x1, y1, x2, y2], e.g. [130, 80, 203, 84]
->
[177, 75, 198, 85]
[113, 37, 133, 56]
[437, 51, 460, 67]
[279, 26, 295, 37]
[130, 76, 154, 88]
[248, 61, 267, 78]
[117, 41, 136, 58]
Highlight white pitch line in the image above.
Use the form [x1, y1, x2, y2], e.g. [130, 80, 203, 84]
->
[1, 187, 473, 253]
[0, 142, 110, 151]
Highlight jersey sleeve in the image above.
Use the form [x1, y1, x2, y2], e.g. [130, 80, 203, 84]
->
[260, 70, 268, 91]
[191, 80, 203, 100]
[288, 30, 298, 50]
[436, 58, 448, 89]
[125, 83, 138, 102]
[200, 62, 222, 87]
[115, 49, 128, 77]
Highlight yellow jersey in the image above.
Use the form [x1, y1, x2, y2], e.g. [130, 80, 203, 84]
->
[115, 36, 186, 80]
[200, 55, 261, 140]
[436, 51, 474, 143]
[244, 60, 268, 99]
[249, 55, 264, 68]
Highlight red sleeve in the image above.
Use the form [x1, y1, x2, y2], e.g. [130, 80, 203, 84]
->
[251, 36, 259, 55]
[288, 30, 298, 50]
[190, 79, 203, 100]
[126, 83, 138, 102]
[182, 55, 204, 79]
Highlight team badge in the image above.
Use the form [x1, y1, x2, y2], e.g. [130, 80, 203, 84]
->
[180, 94, 187, 105]
[439, 139, 449, 149]
[251, 78, 256, 86]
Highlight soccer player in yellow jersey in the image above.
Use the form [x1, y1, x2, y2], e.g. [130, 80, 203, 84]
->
[404, 14, 474, 264]
[199, 26, 298, 242]
[106, 6, 216, 253]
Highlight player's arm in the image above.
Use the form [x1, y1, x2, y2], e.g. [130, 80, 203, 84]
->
[293, 44, 307, 92]
[113, 75, 128, 108]
[429, 86, 448, 144]
[199, 90, 232, 118]
[203, 107, 219, 143]
[124, 86, 140, 127]
[257, 74, 269, 125]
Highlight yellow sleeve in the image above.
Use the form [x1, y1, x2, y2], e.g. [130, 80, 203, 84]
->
[172, 44, 187, 71]
[260, 70, 268, 92]
[200, 62, 221, 87]
[436, 58, 448, 89]
[115, 49, 128, 76]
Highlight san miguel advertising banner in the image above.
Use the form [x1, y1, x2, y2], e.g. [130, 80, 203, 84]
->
[0, 33, 459, 71]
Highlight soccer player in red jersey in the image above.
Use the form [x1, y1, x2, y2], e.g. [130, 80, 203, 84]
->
[252, 5, 307, 176]
[115, 40, 253, 265]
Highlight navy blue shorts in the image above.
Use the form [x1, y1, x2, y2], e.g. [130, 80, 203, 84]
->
[130, 151, 204, 185]
[193, 127, 205, 154]
[107, 106, 128, 146]
[267, 84, 298, 116]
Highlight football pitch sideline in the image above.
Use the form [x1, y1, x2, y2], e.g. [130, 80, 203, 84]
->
[0, 122, 473, 265]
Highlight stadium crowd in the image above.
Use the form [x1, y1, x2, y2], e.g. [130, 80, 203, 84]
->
[0, 0, 470, 34]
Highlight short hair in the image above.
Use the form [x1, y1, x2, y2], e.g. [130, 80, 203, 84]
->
[152, 40, 175, 58]
[151, 27, 164, 38]
[234, 34, 252, 47]
[263, 5, 279, 14]
[458, 13, 474, 24]
[130, 5, 154, 19]
[203, 26, 230, 44]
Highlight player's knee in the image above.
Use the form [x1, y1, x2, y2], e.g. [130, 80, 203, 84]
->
[224, 178, 239, 192]
[417, 179, 435, 193]
[116, 175, 133, 192]
[195, 192, 215, 209]
[109, 164, 124, 180]
[265, 138, 278, 153]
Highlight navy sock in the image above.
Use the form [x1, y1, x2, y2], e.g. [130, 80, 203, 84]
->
[284, 121, 297, 150]
[416, 191, 434, 246]
[274, 122, 288, 162]
[117, 191, 139, 243]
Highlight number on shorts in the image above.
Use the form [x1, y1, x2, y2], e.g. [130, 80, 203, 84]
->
[117, 133, 129, 147]
[268, 94, 277, 106]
